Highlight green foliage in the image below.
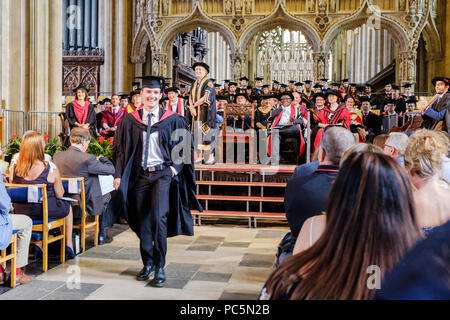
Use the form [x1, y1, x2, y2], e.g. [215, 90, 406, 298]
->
[87, 138, 113, 161]
[44, 137, 65, 156]
[5, 135, 21, 157]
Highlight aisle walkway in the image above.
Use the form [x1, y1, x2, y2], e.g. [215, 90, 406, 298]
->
[0, 226, 287, 300]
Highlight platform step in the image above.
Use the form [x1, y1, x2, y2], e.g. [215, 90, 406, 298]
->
[196, 195, 284, 202]
[191, 210, 286, 219]
[196, 181, 286, 187]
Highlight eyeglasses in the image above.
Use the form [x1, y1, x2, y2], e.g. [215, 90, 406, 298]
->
[280, 98, 292, 101]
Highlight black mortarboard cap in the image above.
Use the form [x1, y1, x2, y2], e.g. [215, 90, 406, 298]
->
[214, 84, 222, 88]
[402, 83, 412, 88]
[240, 77, 249, 81]
[192, 62, 210, 73]
[312, 93, 326, 101]
[326, 89, 342, 100]
[391, 85, 400, 90]
[406, 97, 417, 104]
[132, 81, 140, 86]
[383, 99, 395, 106]
[180, 84, 186, 89]
[262, 85, 269, 88]
[211, 78, 216, 83]
[73, 84, 89, 94]
[261, 94, 273, 100]
[273, 80, 280, 84]
[120, 94, 129, 100]
[359, 96, 371, 103]
[313, 83, 322, 89]
[365, 83, 373, 88]
[320, 78, 329, 82]
[137, 76, 165, 89]
[304, 80, 312, 84]
[129, 89, 141, 99]
[216, 95, 229, 101]
[255, 77, 264, 81]
[289, 80, 295, 84]
[246, 85, 253, 89]
[229, 82, 237, 87]
[224, 80, 230, 83]
[342, 79, 349, 82]
[295, 82, 304, 86]
[331, 82, 340, 87]
[235, 92, 250, 102]
[165, 87, 180, 94]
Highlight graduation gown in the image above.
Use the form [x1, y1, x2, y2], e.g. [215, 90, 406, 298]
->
[112, 108, 203, 238]
[313, 105, 351, 151]
[100, 107, 125, 138]
[65, 101, 98, 138]
[362, 111, 382, 135]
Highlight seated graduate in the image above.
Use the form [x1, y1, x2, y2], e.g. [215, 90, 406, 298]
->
[360, 96, 382, 137]
[226, 82, 238, 104]
[267, 92, 306, 164]
[126, 90, 143, 114]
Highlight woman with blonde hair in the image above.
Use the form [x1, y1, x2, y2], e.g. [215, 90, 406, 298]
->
[10, 132, 76, 259]
[404, 129, 450, 236]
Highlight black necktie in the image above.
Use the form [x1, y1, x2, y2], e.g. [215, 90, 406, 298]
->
[143, 113, 154, 169]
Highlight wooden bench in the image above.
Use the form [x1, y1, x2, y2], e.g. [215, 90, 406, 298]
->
[191, 210, 286, 228]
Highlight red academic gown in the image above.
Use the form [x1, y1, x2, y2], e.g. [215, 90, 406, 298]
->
[314, 105, 351, 151]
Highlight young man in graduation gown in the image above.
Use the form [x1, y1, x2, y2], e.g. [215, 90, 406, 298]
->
[162, 87, 190, 126]
[420, 76, 450, 134]
[188, 62, 217, 165]
[267, 92, 306, 164]
[360, 96, 381, 136]
[100, 94, 125, 139]
[113, 76, 202, 287]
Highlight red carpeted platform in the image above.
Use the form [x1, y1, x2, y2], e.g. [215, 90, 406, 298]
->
[193, 164, 295, 227]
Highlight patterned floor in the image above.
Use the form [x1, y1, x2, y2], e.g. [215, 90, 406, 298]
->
[0, 224, 288, 300]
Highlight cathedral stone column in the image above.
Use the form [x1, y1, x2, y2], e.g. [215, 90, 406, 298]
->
[231, 53, 247, 80]
[398, 50, 417, 90]
[152, 52, 168, 78]
[313, 52, 328, 82]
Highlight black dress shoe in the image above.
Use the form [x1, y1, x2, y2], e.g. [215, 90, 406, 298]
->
[151, 267, 166, 287]
[98, 236, 113, 245]
[136, 265, 154, 281]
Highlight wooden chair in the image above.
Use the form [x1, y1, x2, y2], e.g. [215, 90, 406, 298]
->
[5, 183, 66, 272]
[219, 103, 256, 164]
[0, 231, 17, 287]
[59, 112, 71, 147]
[61, 177, 99, 252]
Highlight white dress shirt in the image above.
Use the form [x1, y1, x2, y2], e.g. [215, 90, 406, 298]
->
[278, 106, 292, 126]
[141, 108, 177, 176]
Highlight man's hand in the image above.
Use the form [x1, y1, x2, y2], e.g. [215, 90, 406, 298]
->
[113, 178, 121, 190]
[189, 106, 197, 117]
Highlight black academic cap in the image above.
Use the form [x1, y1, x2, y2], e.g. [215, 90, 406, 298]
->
[246, 85, 253, 89]
[402, 83, 412, 88]
[320, 78, 329, 82]
[229, 82, 237, 87]
[211, 78, 216, 83]
[180, 84, 186, 88]
[289, 80, 295, 84]
[262, 84, 269, 88]
[216, 95, 229, 101]
[383, 99, 395, 106]
[304, 80, 312, 84]
[165, 87, 179, 94]
[331, 82, 340, 87]
[120, 94, 129, 100]
[192, 62, 210, 73]
[261, 94, 273, 100]
[255, 77, 264, 81]
[406, 97, 417, 104]
[349, 83, 358, 87]
[313, 83, 322, 89]
[280, 84, 287, 88]
[273, 80, 280, 84]
[239, 77, 249, 81]
[214, 84, 222, 88]
[326, 90, 342, 100]
[73, 84, 89, 94]
[312, 93, 326, 101]
[359, 96, 371, 103]
[391, 85, 400, 90]
[224, 80, 230, 83]
[432, 76, 450, 86]
[278, 92, 294, 100]
[129, 90, 141, 98]
[136, 76, 165, 89]
[365, 83, 373, 88]
[295, 82, 304, 86]
[132, 81, 140, 86]
[235, 92, 250, 101]
[342, 79, 349, 82]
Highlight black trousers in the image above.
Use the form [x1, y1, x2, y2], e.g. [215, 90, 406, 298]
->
[272, 125, 301, 161]
[130, 167, 172, 268]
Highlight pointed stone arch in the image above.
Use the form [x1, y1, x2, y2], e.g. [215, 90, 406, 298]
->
[158, 6, 237, 55]
[239, 4, 321, 53]
[130, 27, 154, 64]
[322, 9, 409, 52]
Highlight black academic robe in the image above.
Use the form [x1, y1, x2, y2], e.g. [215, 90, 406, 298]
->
[394, 97, 406, 114]
[362, 111, 382, 135]
[65, 102, 98, 138]
[112, 108, 203, 238]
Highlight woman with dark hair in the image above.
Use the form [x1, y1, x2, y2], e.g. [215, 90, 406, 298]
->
[260, 151, 421, 300]
[65, 84, 98, 138]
